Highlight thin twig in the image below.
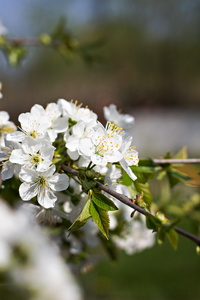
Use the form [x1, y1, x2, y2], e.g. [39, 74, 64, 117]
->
[153, 158, 200, 164]
[62, 164, 200, 246]
[1, 38, 64, 47]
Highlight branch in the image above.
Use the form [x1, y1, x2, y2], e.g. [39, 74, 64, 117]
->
[152, 158, 200, 164]
[1, 37, 65, 48]
[62, 165, 200, 247]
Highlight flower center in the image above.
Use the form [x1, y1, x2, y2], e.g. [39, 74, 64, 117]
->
[38, 176, 47, 188]
[29, 151, 43, 167]
[29, 130, 37, 138]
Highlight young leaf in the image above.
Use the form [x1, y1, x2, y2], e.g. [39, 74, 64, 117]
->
[174, 146, 188, 159]
[166, 229, 178, 250]
[4, 45, 28, 66]
[90, 201, 110, 239]
[68, 198, 92, 235]
[92, 192, 118, 211]
[78, 169, 96, 192]
[146, 214, 160, 231]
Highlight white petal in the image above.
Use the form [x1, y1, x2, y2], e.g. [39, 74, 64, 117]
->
[19, 167, 37, 182]
[1, 162, 14, 180]
[6, 131, 25, 142]
[48, 173, 69, 191]
[38, 187, 57, 208]
[31, 104, 45, 117]
[67, 149, 79, 160]
[72, 122, 84, 136]
[46, 102, 61, 118]
[91, 154, 107, 166]
[19, 182, 38, 200]
[9, 149, 26, 165]
[52, 117, 68, 132]
[66, 136, 79, 152]
[47, 130, 57, 142]
[106, 151, 123, 163]
[41, 165, 56, 177]
[79, 138, 94, 157]
[120, 158, 137, 181]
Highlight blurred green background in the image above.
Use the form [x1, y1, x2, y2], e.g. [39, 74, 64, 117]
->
[1, 1, 200, 299]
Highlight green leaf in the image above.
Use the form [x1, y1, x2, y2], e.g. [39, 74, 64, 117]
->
[138, 159, 155, 167]
[166, 229, 178, 250]
[156, 169, 167, 180]
[90, 201, 110, 239]
[174, 146, 188, 159]
[167, 168, 191, 188]
[92, 192, 118, 211]
[68, 198, 92, 235]
[146, 213, 160, 231]
[131, 167, 154, 184]
[121, 169, 133, 186]
[157, 217, 179, 249]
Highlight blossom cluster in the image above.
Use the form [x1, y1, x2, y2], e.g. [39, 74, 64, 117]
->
[0, 100, 139, 208]
[0, 99, 154, 258]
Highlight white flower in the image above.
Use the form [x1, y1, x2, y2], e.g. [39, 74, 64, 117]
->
[0, 134, 20, 180]
[58, 99, 97, 126]
[79, 122, 123, 166]
[119, 136, 139, 181]
[30, 103, 68, 142]
[19, 165, 69, 208]
[7, 110, 52, 142]
[10, 137, 55, 171]
[65, 121, 96, 153]
[0, 111, 17, 146]
[103, 104, 134, 129]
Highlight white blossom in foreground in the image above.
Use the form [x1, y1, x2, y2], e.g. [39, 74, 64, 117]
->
[0, 111, 17, 145]
[0, 199, 83, 300]
[10, 137, 55, 171]
[19, 165, 69, 208]
[103, 104, 134, 129]
[0, 134, 20, 180]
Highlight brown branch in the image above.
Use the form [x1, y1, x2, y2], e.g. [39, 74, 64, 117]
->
[153, 158, 200, 164]
[62, 164, 200, 246]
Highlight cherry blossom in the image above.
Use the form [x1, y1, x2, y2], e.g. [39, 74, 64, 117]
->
[19, 165, 69, 208]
